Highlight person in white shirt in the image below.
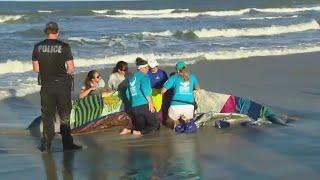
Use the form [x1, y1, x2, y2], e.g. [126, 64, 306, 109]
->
[108, 61, 128, 91]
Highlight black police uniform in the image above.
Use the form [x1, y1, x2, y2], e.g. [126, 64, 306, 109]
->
[32, 39, 80, 151]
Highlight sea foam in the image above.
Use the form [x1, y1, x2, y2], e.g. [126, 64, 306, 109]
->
[0, 15, 24, 23]
[142, 20, 320, 38]
[1, 43, 320, 75]
[91, 6, 320, 19]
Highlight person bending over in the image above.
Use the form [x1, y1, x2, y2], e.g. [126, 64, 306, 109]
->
[121, 57, 159, 135]
[161, 60, 200, 129]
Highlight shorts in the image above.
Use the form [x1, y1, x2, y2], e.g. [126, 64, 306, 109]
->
[168, 105, 194, 121]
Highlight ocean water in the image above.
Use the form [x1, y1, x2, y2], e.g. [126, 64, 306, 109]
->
[0, 0, 320, 99]
[0, 1, 320, 179]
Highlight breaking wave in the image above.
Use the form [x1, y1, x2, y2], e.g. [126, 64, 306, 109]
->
[100, 44, 320, 63]
[92, 8, 250, 18]
[37, 10, 54, 13]
[2, 44, 320, 75]
[68, 37, 109, 44]
[142, 20, 320, 38]
[241, 15, 299, 20]
[0, 15, 24, 23]
[0, 60, 32, 75]
[1, 44, 320, 99]
[91, 5, 320, 19]
[252, 6, 320, 13]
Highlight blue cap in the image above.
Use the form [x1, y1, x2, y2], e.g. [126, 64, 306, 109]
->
[175, 60, 187, 71]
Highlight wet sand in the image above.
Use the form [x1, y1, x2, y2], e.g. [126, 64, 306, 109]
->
[1, 52, 320, 179]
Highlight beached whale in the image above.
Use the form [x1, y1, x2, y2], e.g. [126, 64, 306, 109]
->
[28, 90, 291, 136]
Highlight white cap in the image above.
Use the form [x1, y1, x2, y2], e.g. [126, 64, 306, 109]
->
[148, 59, 159, 68]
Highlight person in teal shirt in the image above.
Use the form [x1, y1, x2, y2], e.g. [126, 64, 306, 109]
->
[121, 57, 159, 136]
[161, 60, 200, 129]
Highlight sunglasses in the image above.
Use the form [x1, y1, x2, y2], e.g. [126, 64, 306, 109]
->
[121, 68, 128, 72]
[94, 75, 101, 79]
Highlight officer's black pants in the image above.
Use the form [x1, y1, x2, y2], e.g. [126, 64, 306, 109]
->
[40, 80, 73, 146]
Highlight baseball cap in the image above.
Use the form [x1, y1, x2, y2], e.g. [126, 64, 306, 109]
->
[148, 59, 159, 68]
[175, 60, 187, 71]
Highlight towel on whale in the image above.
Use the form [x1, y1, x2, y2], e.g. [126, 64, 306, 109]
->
[195, 90, 275, 120]
[28, 89, 279, 135]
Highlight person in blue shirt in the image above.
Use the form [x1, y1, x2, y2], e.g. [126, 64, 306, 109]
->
[147, 59, 168, 122]
[161, 60, 200, 129]
[120, 57, 159, 136]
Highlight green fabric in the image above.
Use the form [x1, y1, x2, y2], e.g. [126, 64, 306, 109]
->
[70, 92, 123, 128]
[101, 91, 122, 116]
[70, 94, 104, 128]
[260, 106, 275, 118]
[151, 88, 163, 112]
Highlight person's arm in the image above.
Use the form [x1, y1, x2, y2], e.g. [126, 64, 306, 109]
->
[146, 96, 155, 113]
[79, 87, 96, 99]
[141, 76, 155, 112]
[32, 45, 39, 72]
[32, 61, 39, 73]
[66, 60, 74, 74]
[161, 87, 167, 95]
[65, 44, 74, 74]
[161, 75, 173, 94]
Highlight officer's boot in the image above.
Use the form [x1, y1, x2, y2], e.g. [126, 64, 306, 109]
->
[60, 124, 82, 151]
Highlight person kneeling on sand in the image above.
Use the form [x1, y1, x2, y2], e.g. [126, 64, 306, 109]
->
[79, 70, 106, 98]
[161, 60, 200, 132]
[120, 57, 159, 136]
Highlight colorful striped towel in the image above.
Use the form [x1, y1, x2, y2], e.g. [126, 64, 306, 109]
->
[70, 94, 104, 128]
[196, 90, 275, 120]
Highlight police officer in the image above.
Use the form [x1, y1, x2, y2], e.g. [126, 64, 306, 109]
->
[32, 21, 81, 151]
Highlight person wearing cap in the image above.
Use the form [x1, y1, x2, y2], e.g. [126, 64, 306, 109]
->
[147, 59, 168, 121]
[161, 60, 200, 129]
[120, 57, 159, 135]
[32, 21, 82, 151]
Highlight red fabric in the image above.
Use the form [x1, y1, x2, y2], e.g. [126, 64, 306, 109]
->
[220, 96, 236, 113]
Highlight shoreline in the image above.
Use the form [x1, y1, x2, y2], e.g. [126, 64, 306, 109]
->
[4, 51, 320, 114]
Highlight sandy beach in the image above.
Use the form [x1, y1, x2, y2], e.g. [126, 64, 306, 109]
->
[1, 0, 320, 178]
[1, 52, 320, 179]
